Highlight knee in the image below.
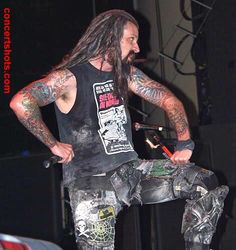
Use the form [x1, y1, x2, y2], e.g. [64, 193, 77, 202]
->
[173, 165, 219, 199]
[199, 168, 219, 191]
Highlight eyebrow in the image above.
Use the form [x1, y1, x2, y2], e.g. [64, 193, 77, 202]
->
[131, 34, 139, 40]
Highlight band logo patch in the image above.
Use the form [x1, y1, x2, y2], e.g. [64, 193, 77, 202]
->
[93, 80, 134, 155]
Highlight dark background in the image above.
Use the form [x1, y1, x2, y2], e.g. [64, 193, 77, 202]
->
[0, 0, 236, 249]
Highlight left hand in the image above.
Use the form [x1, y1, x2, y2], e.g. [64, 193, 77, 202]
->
[170, 149, 193, 165]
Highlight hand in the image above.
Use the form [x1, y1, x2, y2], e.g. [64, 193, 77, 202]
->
[170, 149, 192, 165]
[50, 141, 74, 164]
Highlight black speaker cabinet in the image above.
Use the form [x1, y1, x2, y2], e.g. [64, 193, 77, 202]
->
[199, 124, 236, 250]
[0, 153, 63, 245]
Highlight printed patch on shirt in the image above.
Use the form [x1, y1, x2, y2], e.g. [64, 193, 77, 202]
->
[98, 206, 115, 220]
[93, 80, 134, 155]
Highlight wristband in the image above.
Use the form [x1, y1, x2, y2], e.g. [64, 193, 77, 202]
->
[175, 139, 195, 151]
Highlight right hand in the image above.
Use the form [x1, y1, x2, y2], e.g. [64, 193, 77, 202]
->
[50, 141, 74, 164]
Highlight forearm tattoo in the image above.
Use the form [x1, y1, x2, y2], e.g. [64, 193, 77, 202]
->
[165, 101, 189, 137]
[130, 67, 189, 137]
[18, 107, 57, 148]
[17, 69, 73, 148]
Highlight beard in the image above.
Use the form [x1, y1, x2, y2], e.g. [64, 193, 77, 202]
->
[122, 50, 136, 64]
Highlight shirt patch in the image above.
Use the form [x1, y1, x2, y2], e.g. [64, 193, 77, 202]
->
[93, 80, 134, 155]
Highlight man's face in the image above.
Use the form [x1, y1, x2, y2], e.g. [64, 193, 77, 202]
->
[120, 21, 140, 63]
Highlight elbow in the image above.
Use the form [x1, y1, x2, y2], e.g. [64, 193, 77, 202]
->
[9, 97, 15, 111]
[9, 94, 23, 113]
[164, 95, 183, 108]
[9, 95, 17, 111]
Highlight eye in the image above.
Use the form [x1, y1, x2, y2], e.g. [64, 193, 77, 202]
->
[130, 37, 135, 42]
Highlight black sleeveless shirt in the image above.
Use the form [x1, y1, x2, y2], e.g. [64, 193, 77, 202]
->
[55, 63, 138, 186]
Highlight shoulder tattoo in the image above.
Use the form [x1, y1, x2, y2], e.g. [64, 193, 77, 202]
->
[21, 69, 74, 106]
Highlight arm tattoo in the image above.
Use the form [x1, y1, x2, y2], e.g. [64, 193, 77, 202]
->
[22, 69, 73, 106]
[130, 67, 189, 138]
[17, 69, 73, 148]
[18, 108, 57, 148]
[130, 67, 172, 107]
[165, 102, 189, 137]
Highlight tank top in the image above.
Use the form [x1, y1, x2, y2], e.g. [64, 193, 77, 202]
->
[55, 62, 138, 186]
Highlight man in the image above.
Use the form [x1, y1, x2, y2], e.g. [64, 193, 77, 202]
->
[10, 9, 228, 250]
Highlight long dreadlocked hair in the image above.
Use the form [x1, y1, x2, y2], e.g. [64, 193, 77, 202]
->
[51, 9, 139, 101]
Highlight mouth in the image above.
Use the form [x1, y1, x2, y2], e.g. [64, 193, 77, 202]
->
[123, 51, 136, 64]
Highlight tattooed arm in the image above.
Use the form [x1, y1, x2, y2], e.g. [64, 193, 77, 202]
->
[10, 69, 76, 163]
[128, 66, 192, 164]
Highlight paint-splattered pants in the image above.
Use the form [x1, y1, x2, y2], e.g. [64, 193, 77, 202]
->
[68, 159, 228, 250]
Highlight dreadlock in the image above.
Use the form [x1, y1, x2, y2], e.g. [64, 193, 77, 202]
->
[51, 9, 139, 100]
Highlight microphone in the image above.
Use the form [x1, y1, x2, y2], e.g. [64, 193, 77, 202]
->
[134, 58, 147, 63]
[43, 155, 62, 168]
[133, 122, 173, 132]
[128, 105, 149, 118]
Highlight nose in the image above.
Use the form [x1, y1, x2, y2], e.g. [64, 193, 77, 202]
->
[133, 42, 140, 53]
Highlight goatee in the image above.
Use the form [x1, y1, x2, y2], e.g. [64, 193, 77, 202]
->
[122, 51, 136, 64]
